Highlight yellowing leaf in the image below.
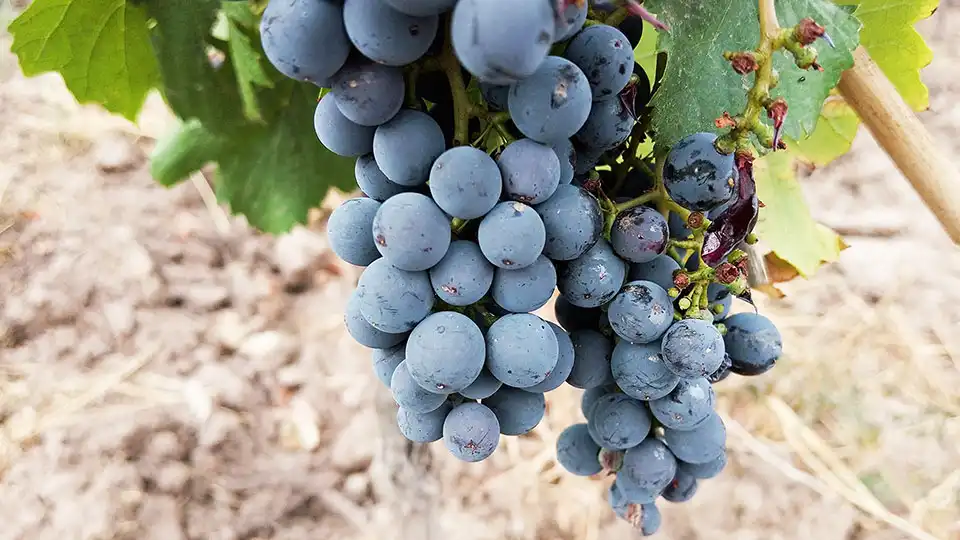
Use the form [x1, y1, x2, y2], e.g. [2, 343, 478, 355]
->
[754, 152, 847, 277]
[789, 97, 861, 166]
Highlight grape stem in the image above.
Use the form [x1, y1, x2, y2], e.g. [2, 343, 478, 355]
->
[439, 22, 471, 146]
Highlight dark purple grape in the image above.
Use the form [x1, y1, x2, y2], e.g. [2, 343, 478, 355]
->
[707, 353, 732, 383]
[662, 132, 736, 212]
[662, 470, 698, 502]
[610, 206, 668, 264]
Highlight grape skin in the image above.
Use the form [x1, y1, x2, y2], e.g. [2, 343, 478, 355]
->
[382, 0, 457, 16]
[260, 0, 350, 85]
[662, 470, 698, 503]
[708, 283, 733, 321]
[355, 154, 408, 201]
[486, 313, 559, 389]
[587, 393, 651, 450]
[648, 377, 716, 431]
[477, 202, 546, 270]
[524, 322, 575, 393]
[451, 0, 555, 84]
[610, 484, 661, 535]
[556, 423, 602, 476]
[373, 110, 447, 186]
[535, 184, 603, 261]
[563, 24, 634, 101]
[344, 292, 408, 349]
[557, 239, 627, 308]
[327, 198, 381, 267]
[372, 192, 450, 271]
[508, 56, 593, 144]
[429, 240, 494, 306]
[723, 313, 783, 376]
[617, 438, 677, 503]
[611, 206, 669, 264]
[405, 312, 486, 394]
[314, 95, 375, 157]
[372, 344, 405, 388]
[343, 0, 439, 66]
[331, 61, 405, 126]
[607, 280, 674, 344]
[443, 402, 500, 462]
[581, 385, 612, 418]
[574, 92, 635, 151]
[458, 369, 502, 400]
[397, 402, 452, 443]
[662, 412, 726, 464]
[663, 132, 737, 212]
[611, 340, 680, 401]
[479, 82, 510, 112]
[567, 329, 615, 389]
[554, 0, 589, 42]
[678, 451, 727, 479]
[660, 319, 726, 379]
[554, 296, 602, 333]
[498, 138, 561, 205]
[356, 258, 435, 333]
[628, 254, 681, 292]
[429, 146, 502, 219]
[491, 255, 557, 313]
[483, 386, 546, 436]
[549, 138, 577, 185]
[391, 361, 447, 413]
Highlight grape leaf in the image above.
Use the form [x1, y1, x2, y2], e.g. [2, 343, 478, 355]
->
[222, 2, 275, 122]
[644, 0, 860, 148]
[836, 0, 937, 111]
[754, 152, 846, 276]
[8, 0, 159, 121]
[633, 20, 659, 81]
[788, 96, 860, 166]
[150, 119, 226, 187]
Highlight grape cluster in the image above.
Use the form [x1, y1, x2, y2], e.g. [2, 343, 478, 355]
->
[261, 0, 783, 534]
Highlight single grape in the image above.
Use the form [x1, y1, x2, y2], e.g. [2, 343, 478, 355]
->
[573, 145, 606, 175]
[663, 132, 736, 212]
[405, 311, 486, 394]
[483, 386, 546, 436]
[609, 482, 661, 535]
[497, 139, 561, 205]
[314, 95, 375, 157]
[707, 353, 733, 384]
[372, 192, 450, 271]
[479, 82, 510, 112]
[397, 401, 452, 443]
[382, 0, 457, 16]
[372, 344, 405, 387]
[355, 154, 408, 201]
[355, 258, 434, 333]
[557, 239, 627, 308]
[662, 470, 699, 503]
[567, 329, 615, 389]
[648, 377, 716, 431]
[486, 313, 559, 389]
[662, 412, 726, 464]
[554, 296, 602, 333]
[491, 255, 557, 313]
[373, 109, 446, 186]
[708, 282, 733, 321]
[524, 322, 575, 393]
[391, 361, 447, 412]
[556, 423, 602, 476]
[343, 0, 439, 66]
[629, 255, 681, 293]
[477, 202, 546, 270]
[581, 385, 614, 418]
[443, 402, 500, 462]
[451, 0, 554, 84]
[617, 438, 677, 504]
[429, 146, 502, 219]
[331, 61, 405, 126]
[429, 240, 495, 306]
[611, 340, 680, 401]
[660, 319, 726, 379]
[549, 138, 577, 185]
[723, 313, 783, 376]
[458, 369, 503, 400]
[668, 211, 693, 239]
[344, 291, 408, 349]
[260, 0, 350, 85]
[607, 280, 674, 344]
[617, 15, 645, 48]
[554, 0, 588, 42]
[587, 393, 651, 450]
[327, 197, 381, 266]
[508, 56, 593, 143]
[678, 450, 727, 479]
[563, 24, 634, 100]
[611, 206, 668, 264]
[574, 92, 635, 151]
[534, 184, 603, 261]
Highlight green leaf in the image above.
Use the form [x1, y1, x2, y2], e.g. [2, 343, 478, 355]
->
[150, 118, 226, 187]
[788, 97, 860, 165]
[754, 151, 846, 276]
[8, 0, 159, 120]
[644, 0, 860, 148]
[836, 0, 937, 111]
[222, 2, 274, 122]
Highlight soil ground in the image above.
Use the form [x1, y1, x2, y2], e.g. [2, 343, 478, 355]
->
[1, 5, 959, 540]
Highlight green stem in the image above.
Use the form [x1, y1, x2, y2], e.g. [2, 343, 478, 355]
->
[439, 23, 471, 146]
[451, 218, 468, 234]
[604, 6, 629, 26]
[614, 190, 659, 213]
[404, 65, 421, 109]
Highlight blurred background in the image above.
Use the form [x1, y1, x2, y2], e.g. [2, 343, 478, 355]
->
[1, 2, 959, 540]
